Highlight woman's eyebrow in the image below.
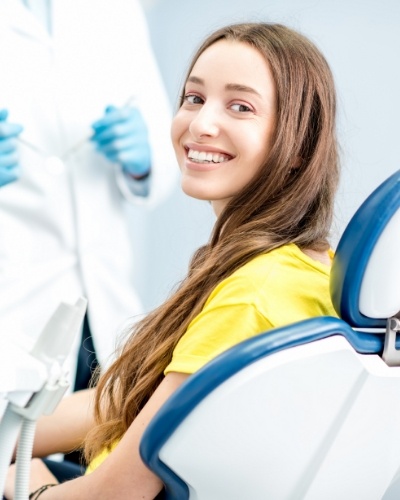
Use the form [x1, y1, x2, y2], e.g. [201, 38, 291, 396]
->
[186, 76, 261, 98]
[225, 83, 262, 97]
[187, 76, 203, 85]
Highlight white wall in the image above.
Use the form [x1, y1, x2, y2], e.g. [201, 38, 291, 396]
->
[134, 0, 400, 312]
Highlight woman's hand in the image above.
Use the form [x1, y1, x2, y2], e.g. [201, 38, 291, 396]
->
[4, 458, 58, 500]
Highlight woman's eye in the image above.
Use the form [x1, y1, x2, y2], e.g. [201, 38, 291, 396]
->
[231, 103, 252, 112]
[185, 94, 204, 105]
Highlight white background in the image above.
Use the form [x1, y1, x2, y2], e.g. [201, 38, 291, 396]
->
[133, 0, 400, 312]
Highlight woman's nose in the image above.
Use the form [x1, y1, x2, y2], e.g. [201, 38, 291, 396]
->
[189, 104, 220, 138]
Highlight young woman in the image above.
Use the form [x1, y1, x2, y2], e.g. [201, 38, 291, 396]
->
[5, 22, 339, 499]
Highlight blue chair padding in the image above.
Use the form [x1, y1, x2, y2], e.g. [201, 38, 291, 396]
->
[140, 316, 398, 500]
[330, 170, 400, 328]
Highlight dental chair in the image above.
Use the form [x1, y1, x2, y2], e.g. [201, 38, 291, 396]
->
[140, 169, 400, 500]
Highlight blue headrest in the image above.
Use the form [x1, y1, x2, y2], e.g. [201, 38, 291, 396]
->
[331, 170, 400, 328]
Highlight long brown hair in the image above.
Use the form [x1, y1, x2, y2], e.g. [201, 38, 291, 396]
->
[84, 22, 339, 461]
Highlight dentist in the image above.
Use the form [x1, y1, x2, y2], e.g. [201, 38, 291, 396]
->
[0, 0, 176, 390]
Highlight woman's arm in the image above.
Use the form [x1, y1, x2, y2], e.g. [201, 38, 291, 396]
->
[32, 373, 188, 499]
[31, 388, 96, 457]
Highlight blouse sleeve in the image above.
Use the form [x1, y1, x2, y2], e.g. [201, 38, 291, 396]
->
[164, 301, 272, 375]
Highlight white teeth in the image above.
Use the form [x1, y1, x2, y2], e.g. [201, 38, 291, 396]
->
[188, 148, 230, 164]
[206, 152, 213, 162]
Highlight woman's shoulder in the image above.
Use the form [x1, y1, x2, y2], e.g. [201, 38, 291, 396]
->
[206, 243, 331, 309]
[233, 243, 331, 281]
[218, 243, 336, 327]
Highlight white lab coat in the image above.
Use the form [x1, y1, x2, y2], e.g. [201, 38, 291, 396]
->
[0, 0, 177, 379]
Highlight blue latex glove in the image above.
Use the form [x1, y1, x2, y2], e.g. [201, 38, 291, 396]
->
[91, 105, 151, 179]
[0, 109, 23, 188]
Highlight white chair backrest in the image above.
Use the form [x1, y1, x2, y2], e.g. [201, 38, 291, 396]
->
[359, 207, 400, 318]
[331, 169, 400, 327]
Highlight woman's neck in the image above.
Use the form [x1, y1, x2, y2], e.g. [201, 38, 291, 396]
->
[302, 248, 332, 266]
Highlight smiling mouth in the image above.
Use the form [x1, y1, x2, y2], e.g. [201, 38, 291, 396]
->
[187, 148, 233, 164]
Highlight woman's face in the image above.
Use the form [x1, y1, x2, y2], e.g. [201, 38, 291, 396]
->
[171, 39, 277, 216]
